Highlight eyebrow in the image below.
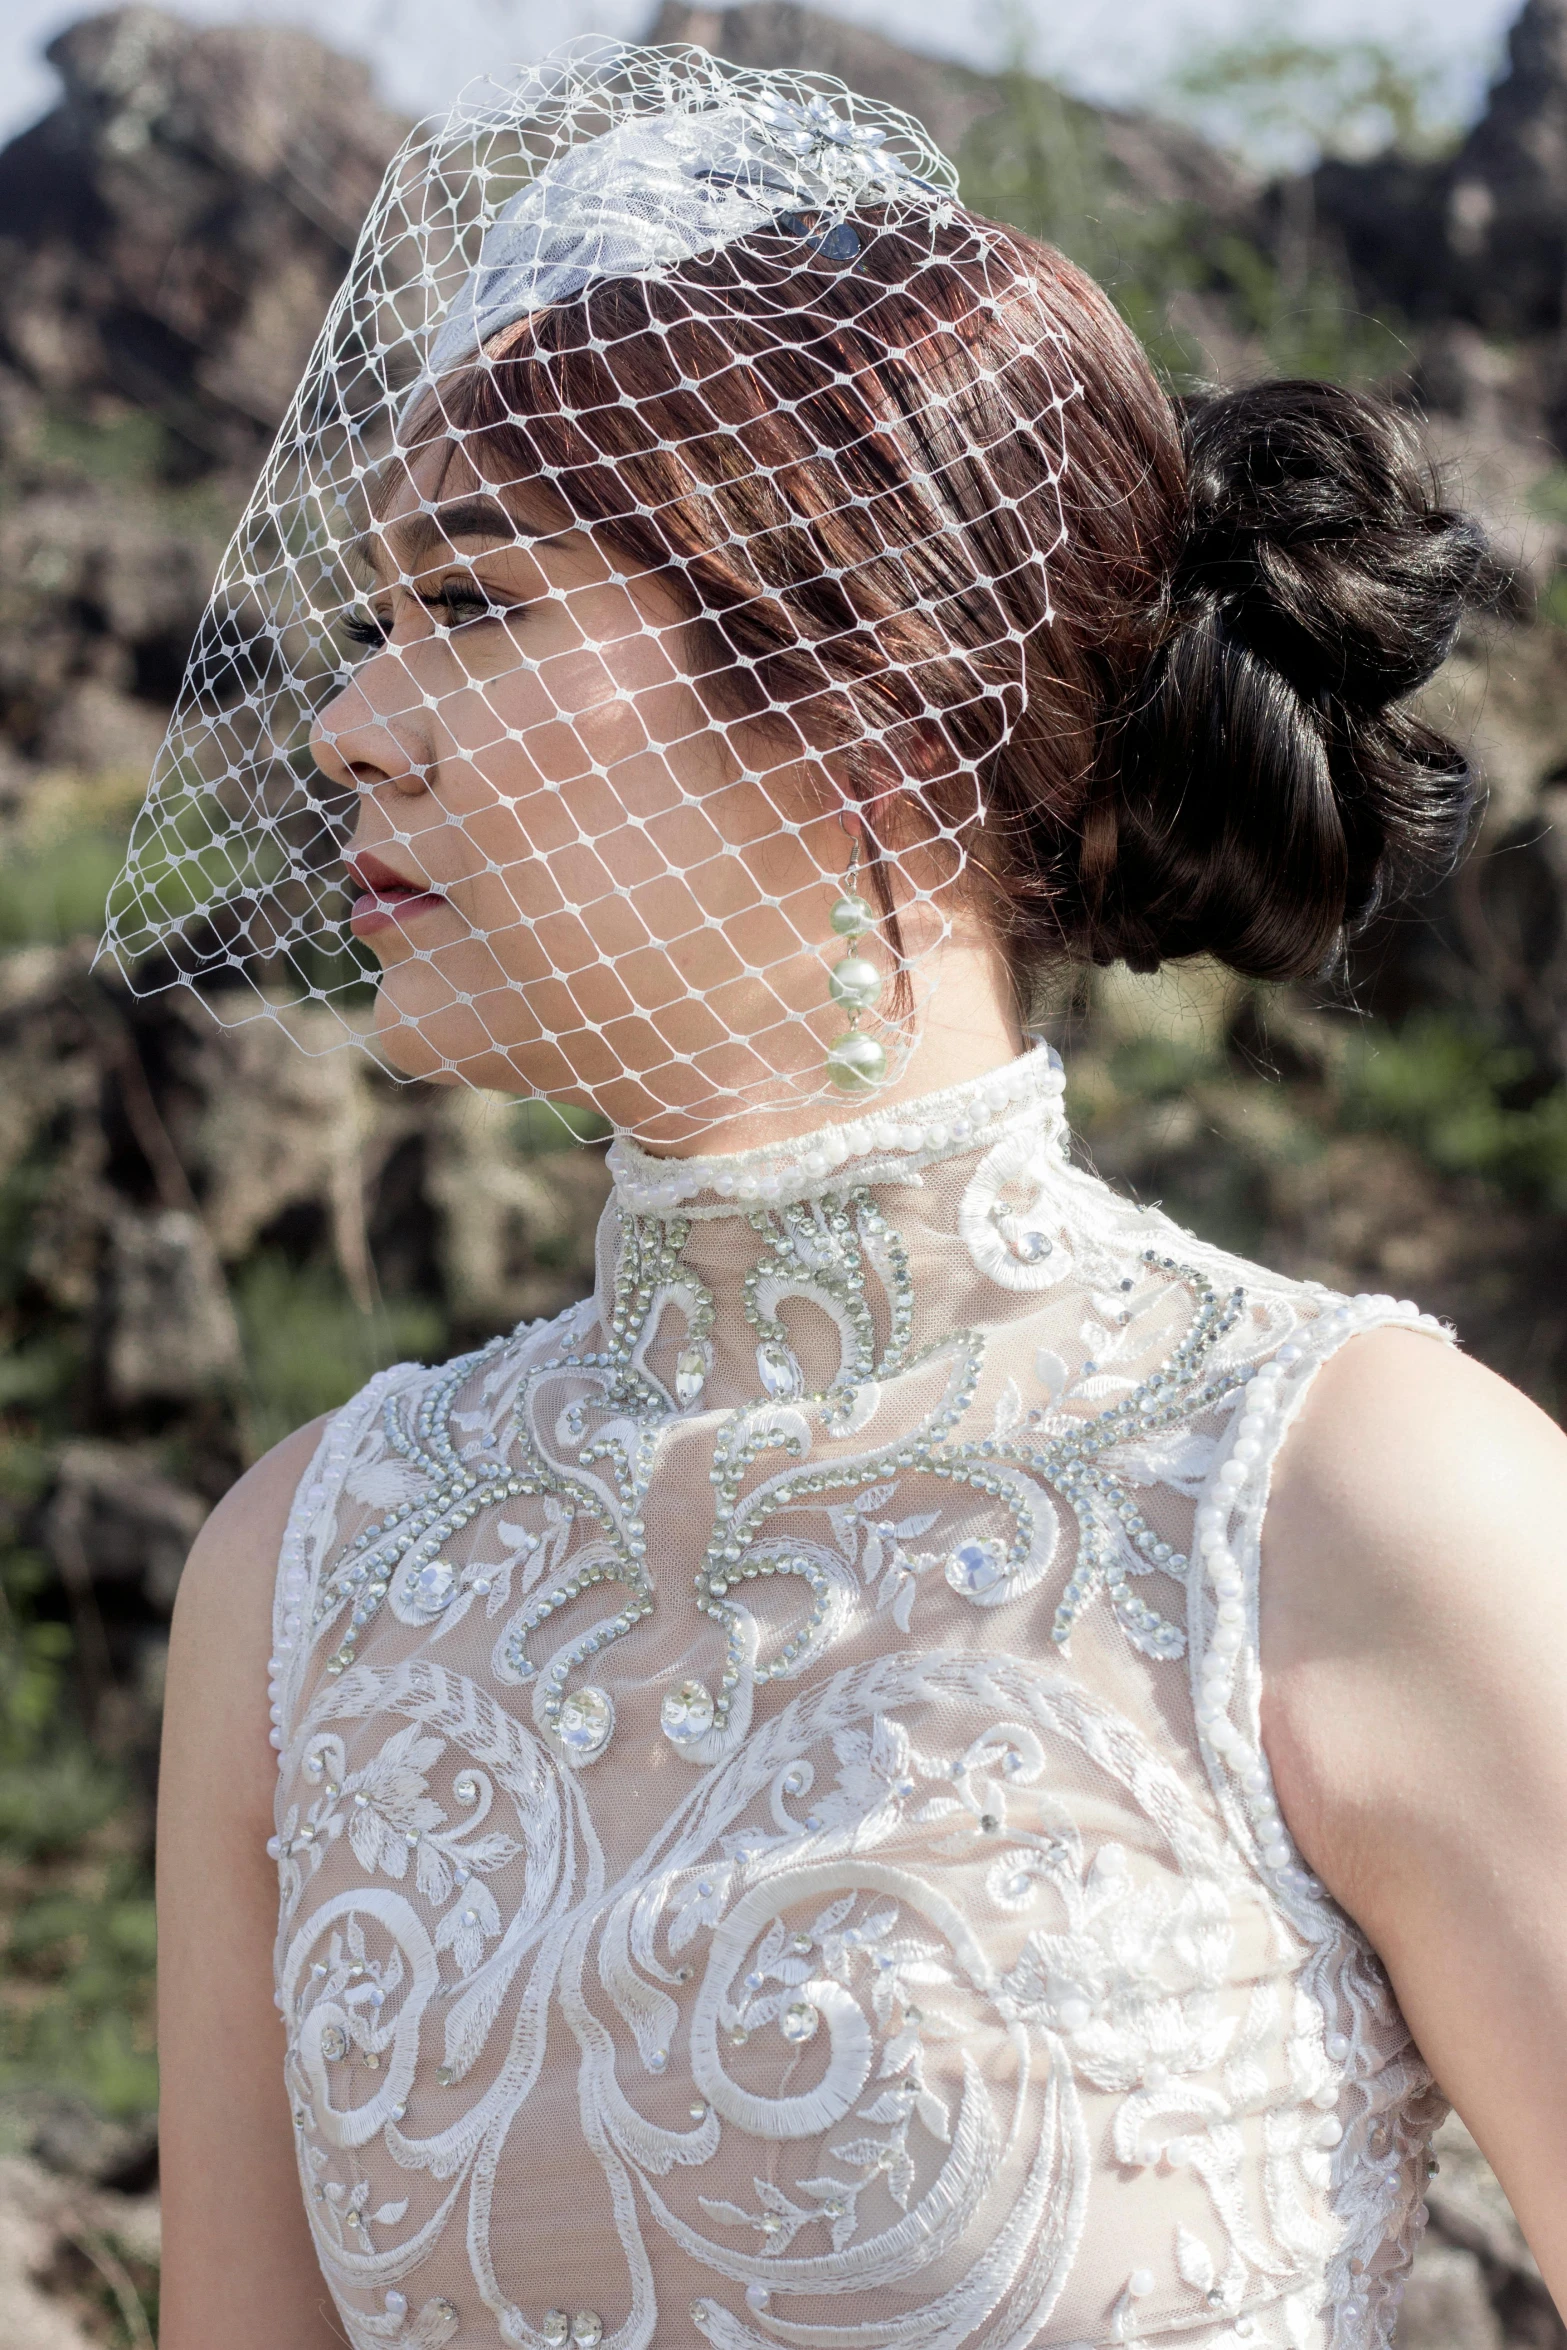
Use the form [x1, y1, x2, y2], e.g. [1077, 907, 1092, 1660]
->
[352, 494, 535, 579]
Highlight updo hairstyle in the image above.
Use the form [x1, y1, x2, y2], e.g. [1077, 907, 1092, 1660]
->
[409, 209, 1492, 986]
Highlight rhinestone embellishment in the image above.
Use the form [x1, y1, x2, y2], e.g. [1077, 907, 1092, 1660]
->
[405, 1559, 457, 1615]
[780, 1998, 820, 2044]
[261, 1038, 1440, 2350]
[945, 1538, 1007, 1598]
[553, 1686, 615, 1764]
[756, 1337, 801, 1397]
[660, 1679, 716, 1747]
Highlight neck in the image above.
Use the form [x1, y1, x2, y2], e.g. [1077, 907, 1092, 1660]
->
[627, 946, 1026, 1161]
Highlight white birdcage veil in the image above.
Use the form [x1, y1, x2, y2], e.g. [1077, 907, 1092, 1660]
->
[99, 37, 1077, 1138]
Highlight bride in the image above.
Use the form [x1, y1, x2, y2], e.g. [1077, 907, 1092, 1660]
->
[134, 42, 1567, 2350]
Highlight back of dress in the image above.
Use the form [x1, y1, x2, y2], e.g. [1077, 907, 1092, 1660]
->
[268, 1047, 1448, 2350]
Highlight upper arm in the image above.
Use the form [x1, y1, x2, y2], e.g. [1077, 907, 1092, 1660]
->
[1260, 1327, 1567, 2307]
[157, 1416, 345, 2350]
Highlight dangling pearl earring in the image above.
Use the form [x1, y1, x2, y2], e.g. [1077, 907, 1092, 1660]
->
[825, 829, 887, 1092]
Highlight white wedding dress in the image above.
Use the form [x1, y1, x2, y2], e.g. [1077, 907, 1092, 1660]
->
[267, 1043, 1448, 2350]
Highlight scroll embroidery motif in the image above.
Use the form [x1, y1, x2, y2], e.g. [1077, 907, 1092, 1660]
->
[271, 1074, 1445, 2350]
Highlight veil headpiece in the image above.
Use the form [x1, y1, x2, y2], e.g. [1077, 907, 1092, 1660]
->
[100, 39, 1075, 1131]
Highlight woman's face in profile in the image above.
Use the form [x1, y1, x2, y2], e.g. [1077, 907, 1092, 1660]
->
[310, 439, 872, 1141]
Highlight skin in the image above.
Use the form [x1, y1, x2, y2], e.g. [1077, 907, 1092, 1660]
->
[309, 447, 1019, 1147]
[1262, 1330, 1567, 2296]
[156, 453, 1567, 2344]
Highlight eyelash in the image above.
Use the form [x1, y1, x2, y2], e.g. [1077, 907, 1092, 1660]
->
[342, 587, 521, 646]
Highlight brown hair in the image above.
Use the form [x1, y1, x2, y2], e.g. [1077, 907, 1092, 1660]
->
[402, 208, 1490, 988]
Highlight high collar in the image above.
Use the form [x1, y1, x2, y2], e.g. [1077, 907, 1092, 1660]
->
[606, 1041, 1068, 1220]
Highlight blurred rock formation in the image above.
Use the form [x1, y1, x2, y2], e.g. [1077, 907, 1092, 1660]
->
[0, 936, 609, 1758]
[0, 4, 406, 786]
[1314, 0, 1567, 338]
[0, 5, 404, 461]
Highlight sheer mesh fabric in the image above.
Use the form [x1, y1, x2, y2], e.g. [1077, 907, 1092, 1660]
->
[98, 41, 1074, 1133]
[269, 1047, 1449, 2350]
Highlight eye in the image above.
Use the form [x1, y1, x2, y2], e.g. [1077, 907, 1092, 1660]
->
[424, 583, 521, 628]
[342, 607, 389, 648]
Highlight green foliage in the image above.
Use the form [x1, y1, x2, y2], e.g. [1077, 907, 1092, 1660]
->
[1209, 227, 1409, 384]
[0, 1745, 125, 1859]
[57, 2226, 160, 2350]
[234, 1252, 448, 1455]
[0, 1538, 157, 2121]
[1336, 1016, 1567, 1206]
[1073, 995, 1567, 1223]
[1103, 1032, 1221, 1102]
[1527, 466, 1567, 527]
[0, 1549, 75, 1767]
[0, 1333, 82, 1413]
[1167, 30, 1460, 169]
[100, 770, 291, 961]
[957, 24, 1415, 392]
[511, 1098, 612, 1150]
[0, 826, 132, 947]
[1, 1861, 159, 2119]
[0, 1544, 124, 1866]
[35, 407, 176, 489]
[0, 1152, 57, 1312]
[958, 56, 1208, 380]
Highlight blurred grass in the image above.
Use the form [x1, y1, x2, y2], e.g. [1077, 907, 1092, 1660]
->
[0, 774, 146, 950]
[1066, 980, 1567, 1265]
[0, 831, 132, 950]
[234, 1254, 447, 1455]
[0, 1242, 455, 2126]
[1338, 1018, 1567, 1206]
[0, 1523, 157, 2120]
[958, 27, 1418, 390]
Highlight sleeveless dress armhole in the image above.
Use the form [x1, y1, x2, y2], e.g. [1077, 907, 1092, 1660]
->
[267, 1364, 431, 1773]
[1190, 1293, 1455, 2348]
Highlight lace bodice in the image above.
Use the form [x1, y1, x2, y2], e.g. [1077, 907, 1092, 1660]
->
[268, 1046, 1449, 2350]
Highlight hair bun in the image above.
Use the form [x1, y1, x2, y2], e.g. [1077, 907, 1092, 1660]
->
[1178, 381, 1483, 711]
[1072, 378, 1494, 982]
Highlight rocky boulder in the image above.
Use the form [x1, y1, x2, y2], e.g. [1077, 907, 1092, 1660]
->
[1316, 0, 1567, 347]
[0, 6, 406, 470]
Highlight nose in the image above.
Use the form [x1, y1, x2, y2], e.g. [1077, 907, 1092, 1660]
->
[310, 648, 434, 800]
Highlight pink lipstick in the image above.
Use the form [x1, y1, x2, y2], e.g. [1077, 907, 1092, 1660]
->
[348, 850, 449, 939]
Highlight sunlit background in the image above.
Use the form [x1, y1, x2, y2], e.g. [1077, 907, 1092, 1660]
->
[0, 0, 1519, 153]
[0, 2, 1564, 2341]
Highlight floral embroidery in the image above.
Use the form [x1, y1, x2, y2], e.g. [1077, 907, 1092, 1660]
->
[268, 1047, 1450, 2350]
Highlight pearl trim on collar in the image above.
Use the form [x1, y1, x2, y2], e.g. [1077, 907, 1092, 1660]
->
[607, 1041, 1067, 1217]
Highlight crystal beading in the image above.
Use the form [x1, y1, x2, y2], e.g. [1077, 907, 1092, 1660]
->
[267, 1041, 1452, 2350]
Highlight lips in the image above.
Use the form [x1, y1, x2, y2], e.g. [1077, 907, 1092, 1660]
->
[347, 850, 450, 940]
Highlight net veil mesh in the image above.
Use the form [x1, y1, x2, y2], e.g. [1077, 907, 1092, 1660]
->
[99, 38, 1079, 1140]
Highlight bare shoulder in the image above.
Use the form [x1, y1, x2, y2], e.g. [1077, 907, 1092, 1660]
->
[172, 1410, 328, 1654]
[1267, 1325, 1566, 1563]
[165, 1416, 331, 1829]
[1259, 1323, 1567, 1917]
